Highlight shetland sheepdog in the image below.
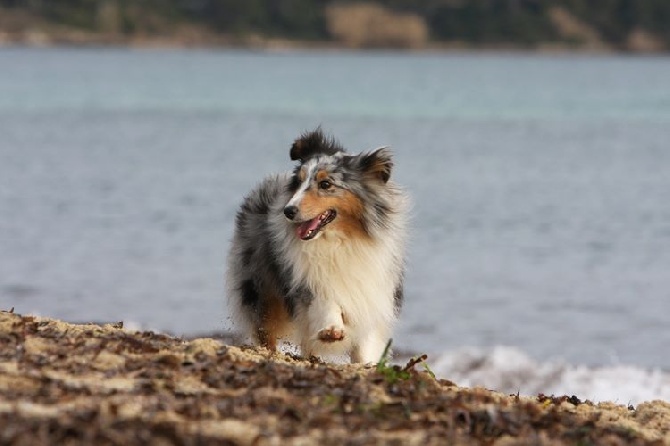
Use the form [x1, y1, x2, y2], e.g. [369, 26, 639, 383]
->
[226, 129, 408, 363]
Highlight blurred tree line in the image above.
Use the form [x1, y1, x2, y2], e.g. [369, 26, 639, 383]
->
[0, 0, 668, 48]
[378, 0, 669, 45]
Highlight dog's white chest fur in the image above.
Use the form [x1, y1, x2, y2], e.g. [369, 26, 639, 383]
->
[287, 233, 399, 361]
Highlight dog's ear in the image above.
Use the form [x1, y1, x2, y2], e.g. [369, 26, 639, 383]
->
[360, 148, 393, 183]
[290, 128, 344, 162]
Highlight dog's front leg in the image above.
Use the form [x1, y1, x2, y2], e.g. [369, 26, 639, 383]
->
[300, 298, 345, 357]
[351, 329, 389, 364]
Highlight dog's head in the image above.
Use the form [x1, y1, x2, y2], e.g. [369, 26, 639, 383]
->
[284, 129, 393, 241]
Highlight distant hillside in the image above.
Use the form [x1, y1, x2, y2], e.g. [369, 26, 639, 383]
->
[0, 0, 668, 51]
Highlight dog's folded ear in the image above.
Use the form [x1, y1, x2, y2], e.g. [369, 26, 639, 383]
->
[360, 148, 393, 183]
[290, 128, 344, 162]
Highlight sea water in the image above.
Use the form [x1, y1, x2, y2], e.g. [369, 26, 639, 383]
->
[1, 48, 669, 403]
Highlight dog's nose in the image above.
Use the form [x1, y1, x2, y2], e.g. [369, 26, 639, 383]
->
[284, 205, 298, 220]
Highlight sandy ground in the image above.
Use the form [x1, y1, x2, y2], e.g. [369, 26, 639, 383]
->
[0, 310, 668, 445]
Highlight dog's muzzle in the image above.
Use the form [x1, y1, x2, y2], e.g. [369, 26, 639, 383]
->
[284, 205, 298, 220]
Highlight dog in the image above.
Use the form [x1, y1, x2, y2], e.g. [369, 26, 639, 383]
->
[226, 129, 408, 363]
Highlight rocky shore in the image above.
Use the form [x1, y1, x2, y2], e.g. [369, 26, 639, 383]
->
[0, 310, 668, 445]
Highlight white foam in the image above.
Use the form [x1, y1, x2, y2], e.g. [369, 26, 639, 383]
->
[429, 346, 670, 405]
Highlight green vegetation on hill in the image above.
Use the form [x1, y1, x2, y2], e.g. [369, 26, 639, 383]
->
[561, 0, 670, 44]
[0, 0, 668, 50]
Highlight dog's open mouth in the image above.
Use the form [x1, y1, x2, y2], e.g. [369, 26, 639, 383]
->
[296, 209, 336, 241]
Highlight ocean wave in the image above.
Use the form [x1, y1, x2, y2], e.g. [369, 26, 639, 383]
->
[428, 346, 670, 405]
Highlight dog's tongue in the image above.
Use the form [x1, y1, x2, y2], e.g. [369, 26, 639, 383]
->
[297, 217, 320, 239]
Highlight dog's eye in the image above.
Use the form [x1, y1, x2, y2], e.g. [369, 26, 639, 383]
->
[319, 180, 332, 190]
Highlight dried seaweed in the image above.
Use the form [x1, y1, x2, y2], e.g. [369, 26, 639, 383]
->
[0, 310, 668, 445]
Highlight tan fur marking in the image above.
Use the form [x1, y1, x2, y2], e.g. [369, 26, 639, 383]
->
[299, 189, 369, 239]
[364, 150, 392, 183]
[316, 170, 329, 182]
[299, 168, 306, 182]
[257, 291, 290, 352]
[367, 163, 389, 182]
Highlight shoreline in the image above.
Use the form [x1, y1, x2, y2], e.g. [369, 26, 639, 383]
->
[1, 310, 668, 444]
[4, 41, 670, 59]
[1, 31, 668, 55]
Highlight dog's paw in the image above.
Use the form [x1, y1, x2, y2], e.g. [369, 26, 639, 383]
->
[317, 326, 345, 343]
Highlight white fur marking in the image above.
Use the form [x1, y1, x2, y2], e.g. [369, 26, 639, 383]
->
[286, 160, 317, 210]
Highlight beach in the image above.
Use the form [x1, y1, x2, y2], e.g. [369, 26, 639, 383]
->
[1, 310, 668, 444]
